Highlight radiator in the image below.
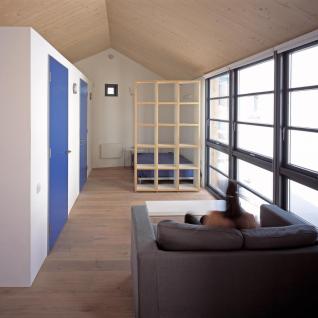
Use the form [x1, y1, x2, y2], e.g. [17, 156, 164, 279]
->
[100, 143, 123, 159]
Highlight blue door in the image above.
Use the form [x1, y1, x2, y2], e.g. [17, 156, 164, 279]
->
[49, 56, 69, 251]
[80, 79, 88, 190]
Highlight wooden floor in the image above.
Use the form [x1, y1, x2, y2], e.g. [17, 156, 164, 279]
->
[0, 167, 213, 318]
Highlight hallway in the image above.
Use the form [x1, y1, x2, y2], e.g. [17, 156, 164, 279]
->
[0, 168, 212, 318]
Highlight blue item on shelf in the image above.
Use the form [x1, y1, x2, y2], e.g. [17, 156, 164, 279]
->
[137, 152, 194, 179]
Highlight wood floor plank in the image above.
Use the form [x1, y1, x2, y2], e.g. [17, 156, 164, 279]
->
[0, 167, 213, 317]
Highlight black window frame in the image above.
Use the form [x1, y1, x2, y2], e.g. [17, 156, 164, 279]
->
[207, 72, 231, 147]
[280, 41, 318, 213]
[234, 57, 275, 162]
[105, 83, 118, 96]
[206, 71, 231, 198]
[205, 40, 318, 218]
[234, 58, 275, 204]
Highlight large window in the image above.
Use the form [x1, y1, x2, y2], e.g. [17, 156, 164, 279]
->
[234, 59, 274, 216]
[236, 59, 274, 158]
[208, 73, 230, 145]
[237, 160, 273, 202]
[206, 42, 318, 227]
[288, 180, 318, 226]
[282, 43, 318, 226]
[287, 45, 318, 174]
[207, 73, 230, 196]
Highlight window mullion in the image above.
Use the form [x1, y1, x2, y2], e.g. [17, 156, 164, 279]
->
[281, 52, 290, 209]
[229, 69, 236, 180]
[205, 78, 210, 187]
[273, 51, 282, 206]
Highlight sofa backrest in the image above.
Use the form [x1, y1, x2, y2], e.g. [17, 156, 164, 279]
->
[242, 224, 317, 250]
[157, 220, 243, 251]
[156, 205, 317, 251]
[260, 204, 312, 227]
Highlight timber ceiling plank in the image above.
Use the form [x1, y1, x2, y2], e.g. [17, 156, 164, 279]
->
[106, 0, 318, 79]
[0, 0, 111, 62]
[1, 1, 318, 78]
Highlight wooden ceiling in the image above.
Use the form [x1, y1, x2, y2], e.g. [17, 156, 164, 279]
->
[107, 0, 318, 79]
[1, 0, 318, 78]
[0, 0, 110, 62]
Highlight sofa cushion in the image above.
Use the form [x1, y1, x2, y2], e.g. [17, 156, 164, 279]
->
[242, 224, 317, 250]
[157, 220, 243, 251]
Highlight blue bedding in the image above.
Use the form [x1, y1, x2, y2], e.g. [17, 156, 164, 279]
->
[137, 152, 194, 179]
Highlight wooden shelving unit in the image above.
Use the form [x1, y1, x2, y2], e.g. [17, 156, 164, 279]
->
[134, 80, 200, 192]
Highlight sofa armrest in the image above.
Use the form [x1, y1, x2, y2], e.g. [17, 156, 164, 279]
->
[131, 205, 159, 318]
[260, 204, 310, 227]
[131, 205, 157, 254]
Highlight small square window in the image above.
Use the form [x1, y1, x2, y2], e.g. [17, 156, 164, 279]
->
[105, 84, 118, 96]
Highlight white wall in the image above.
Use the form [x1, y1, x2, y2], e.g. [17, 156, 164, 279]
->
[0, 28, 31, 287]
[30, 29, 91, 284]
[76, 49, 162, 168]
[0, 27, 91, 287]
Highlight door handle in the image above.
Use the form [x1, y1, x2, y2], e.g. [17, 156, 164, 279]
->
[66, 150, 72, 154]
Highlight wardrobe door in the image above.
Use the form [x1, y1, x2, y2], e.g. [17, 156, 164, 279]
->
[80, 79, 88, 190]
[49, 56, 69, 251]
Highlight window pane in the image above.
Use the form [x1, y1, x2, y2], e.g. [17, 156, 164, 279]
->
[238, 94, 273, 124]
[209, 120, 229, 144]
[209, 148, 229, 176]
[289, 89, 318, 129]
[290, 44, 318, 88]
[209, 73, 229, 98]
[209, 98, 229, 120]
[288, 180, 318, 227]
[238, 59, 274, 94]
[238, 186, 267, 223]
[237, 124, 273, 157]
[289, 130, 318, 173]
[237, 160, 273, 201]
[209, 167, 228, 194]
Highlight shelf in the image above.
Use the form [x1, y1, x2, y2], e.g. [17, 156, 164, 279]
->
[158, 184, 178, 191]
[136, 164, 155, 170]
[137, 164, 199, 170]
[137, 144, 199, 149]
[136, 184, 156, 192]
[137, 101, 199, 105]
[179, 144, 199, 148]
[178, 184, 199, 191]
[158, 123, 176, 127]
[179, 164, 200, 170]
[158, 144, 177, 148]
[137, 101, 156, 105]
[158, 164, 177, 170]
[138, 123, 155, 127]
[179, 123, 199, 127]
[137, 144, 155, 148]
[178, 80, 200, 84]
[135, 80, 200, 193]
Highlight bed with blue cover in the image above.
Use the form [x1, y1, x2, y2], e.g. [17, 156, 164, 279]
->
[137, 152, 194, 181]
